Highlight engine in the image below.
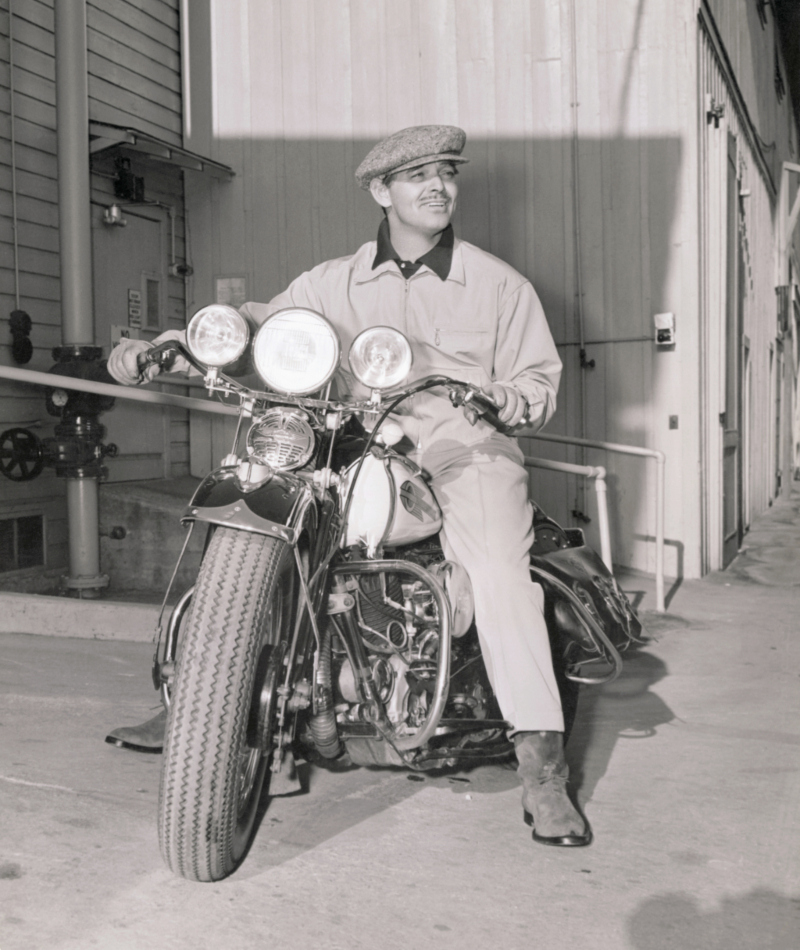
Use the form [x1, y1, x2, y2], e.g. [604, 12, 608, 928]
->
[330, 547, 497, 750]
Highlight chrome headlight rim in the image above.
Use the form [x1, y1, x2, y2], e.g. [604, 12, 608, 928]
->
[186, 304, 250, 368]
[348, 325, 413, 390]
[252, 307, 341, 396]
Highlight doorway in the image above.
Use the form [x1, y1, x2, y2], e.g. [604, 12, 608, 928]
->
[774, 342, 784, 499]
[742, 338, 751, 532]
[721, 132, 744, 568]
[92, 208, 170, 481]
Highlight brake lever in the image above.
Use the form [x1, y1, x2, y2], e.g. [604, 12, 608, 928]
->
[135, 341, 206, 380]
[442, 385, 509, 432]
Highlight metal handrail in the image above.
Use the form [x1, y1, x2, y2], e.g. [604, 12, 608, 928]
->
[0, 363, 664, 609]
[522, 430, 666, 612]
[523, 456, 612, 572]
[0, 364, 239, 416]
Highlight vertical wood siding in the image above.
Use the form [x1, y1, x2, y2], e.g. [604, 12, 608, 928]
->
[0, 0, 185, 589]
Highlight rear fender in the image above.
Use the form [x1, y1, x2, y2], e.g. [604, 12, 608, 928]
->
[182, 467, 316, 545]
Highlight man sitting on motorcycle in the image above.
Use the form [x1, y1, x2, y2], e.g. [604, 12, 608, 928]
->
[108, 124, 591, 848]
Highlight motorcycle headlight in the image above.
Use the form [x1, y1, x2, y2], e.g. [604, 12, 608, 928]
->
[186, 305, 249, 367]
[252, 308, 340, 395]
[349, 327, 413, 390]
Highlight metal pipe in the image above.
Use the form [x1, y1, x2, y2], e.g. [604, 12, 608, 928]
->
[524, 430, 667, 612]
[523, 456, 612, 572]
[655, 453, 665, 614]
[54, 0, 93, 345]
[53, 0, 104, 595]
[65, 478, 101, 593]
[594, 472, 611, 573]
[568, 0, 588, 525]
[0, 364, 239, 416]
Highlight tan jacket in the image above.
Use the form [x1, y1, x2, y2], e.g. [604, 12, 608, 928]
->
[240, 237, 562, 454]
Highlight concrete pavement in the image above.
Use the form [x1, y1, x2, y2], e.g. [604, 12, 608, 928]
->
[0, 493, 798, 949]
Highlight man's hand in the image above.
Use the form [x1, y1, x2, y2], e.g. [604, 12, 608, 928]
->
[483, 383, 528, 427]
[107, 338, 155, 385]
[107, 330, 195, 386]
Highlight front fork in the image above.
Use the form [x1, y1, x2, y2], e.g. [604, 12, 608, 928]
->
[155, 585, 194, 707]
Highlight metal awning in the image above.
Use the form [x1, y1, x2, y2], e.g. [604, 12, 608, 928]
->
[89, 121, 234, 180]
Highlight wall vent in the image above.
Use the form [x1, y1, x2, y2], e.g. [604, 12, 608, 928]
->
[0, 514, 45, 573]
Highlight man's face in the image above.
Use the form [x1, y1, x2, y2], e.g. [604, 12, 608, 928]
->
[375, 161, 459, 236]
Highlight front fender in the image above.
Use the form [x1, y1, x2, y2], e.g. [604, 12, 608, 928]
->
[183, 467, 316, 545]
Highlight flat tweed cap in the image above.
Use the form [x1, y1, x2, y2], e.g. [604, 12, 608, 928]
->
[355, 125, 468, 190]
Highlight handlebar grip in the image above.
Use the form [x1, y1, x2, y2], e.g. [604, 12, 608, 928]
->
[135, 340, 206, 378]
[137, 342, 176, 374]
[462, 390, 509, 432]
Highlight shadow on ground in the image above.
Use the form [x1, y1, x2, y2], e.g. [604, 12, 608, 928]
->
[628, 889, 800, 950]
[566, 648, 674, 802]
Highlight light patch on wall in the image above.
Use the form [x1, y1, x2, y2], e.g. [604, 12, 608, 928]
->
[204, 0, 684, 141]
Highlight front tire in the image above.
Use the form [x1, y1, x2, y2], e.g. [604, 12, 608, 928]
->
[158, 528, 295, 881]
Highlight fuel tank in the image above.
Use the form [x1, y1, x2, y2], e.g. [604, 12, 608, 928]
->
[340, 452, 442, 557]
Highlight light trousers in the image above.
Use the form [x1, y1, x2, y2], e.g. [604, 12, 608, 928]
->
[410, 436, 565, 734]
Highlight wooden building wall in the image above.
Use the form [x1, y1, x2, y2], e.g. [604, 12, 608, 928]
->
[705, 0, 798, 185]
[0, 0, 186, 591]
[184, 0, 701, 577]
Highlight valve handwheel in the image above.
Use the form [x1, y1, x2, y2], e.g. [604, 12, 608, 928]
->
[0, 428, 45, 481]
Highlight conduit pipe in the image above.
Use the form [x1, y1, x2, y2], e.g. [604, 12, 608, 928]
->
[525, 431, 666, 613]
[568, 0, 589, 516]
[55, 0, 93, 346]
[523, 456, 612, 572]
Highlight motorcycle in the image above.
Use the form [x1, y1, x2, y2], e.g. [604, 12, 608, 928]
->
[144, 304, 643, 882]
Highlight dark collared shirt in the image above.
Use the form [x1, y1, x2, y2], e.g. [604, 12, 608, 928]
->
[372, 217, 454, 280]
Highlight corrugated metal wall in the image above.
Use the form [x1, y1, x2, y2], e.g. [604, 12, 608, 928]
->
[0, 0, 186, 590]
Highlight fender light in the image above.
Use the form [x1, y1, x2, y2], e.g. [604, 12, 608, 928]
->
[349, 326, 413, 390]
[186, 305, 249, 367]
[253, 308, 340, 395]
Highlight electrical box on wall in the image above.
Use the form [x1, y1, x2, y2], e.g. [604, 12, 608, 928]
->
[654, 312, 675, 346]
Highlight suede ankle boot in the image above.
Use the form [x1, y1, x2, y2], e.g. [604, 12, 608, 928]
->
[105, 708, 167, 752]
[514, 731, 592, 847]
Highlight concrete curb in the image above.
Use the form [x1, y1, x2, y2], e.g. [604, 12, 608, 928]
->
[0, 591, 159, 642]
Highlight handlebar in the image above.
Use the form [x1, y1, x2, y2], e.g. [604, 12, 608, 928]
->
[132, 347, 520, 434]
[413, 376, 521, 433]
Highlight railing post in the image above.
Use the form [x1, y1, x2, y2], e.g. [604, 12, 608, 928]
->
[523, 457, 612, 571]
[656, 454, 666, 613]
[593, 472, 612, 571]
[523, 430, 667, 612]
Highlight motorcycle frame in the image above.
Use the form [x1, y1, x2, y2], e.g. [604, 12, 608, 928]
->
[162, 451, 458, 759]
